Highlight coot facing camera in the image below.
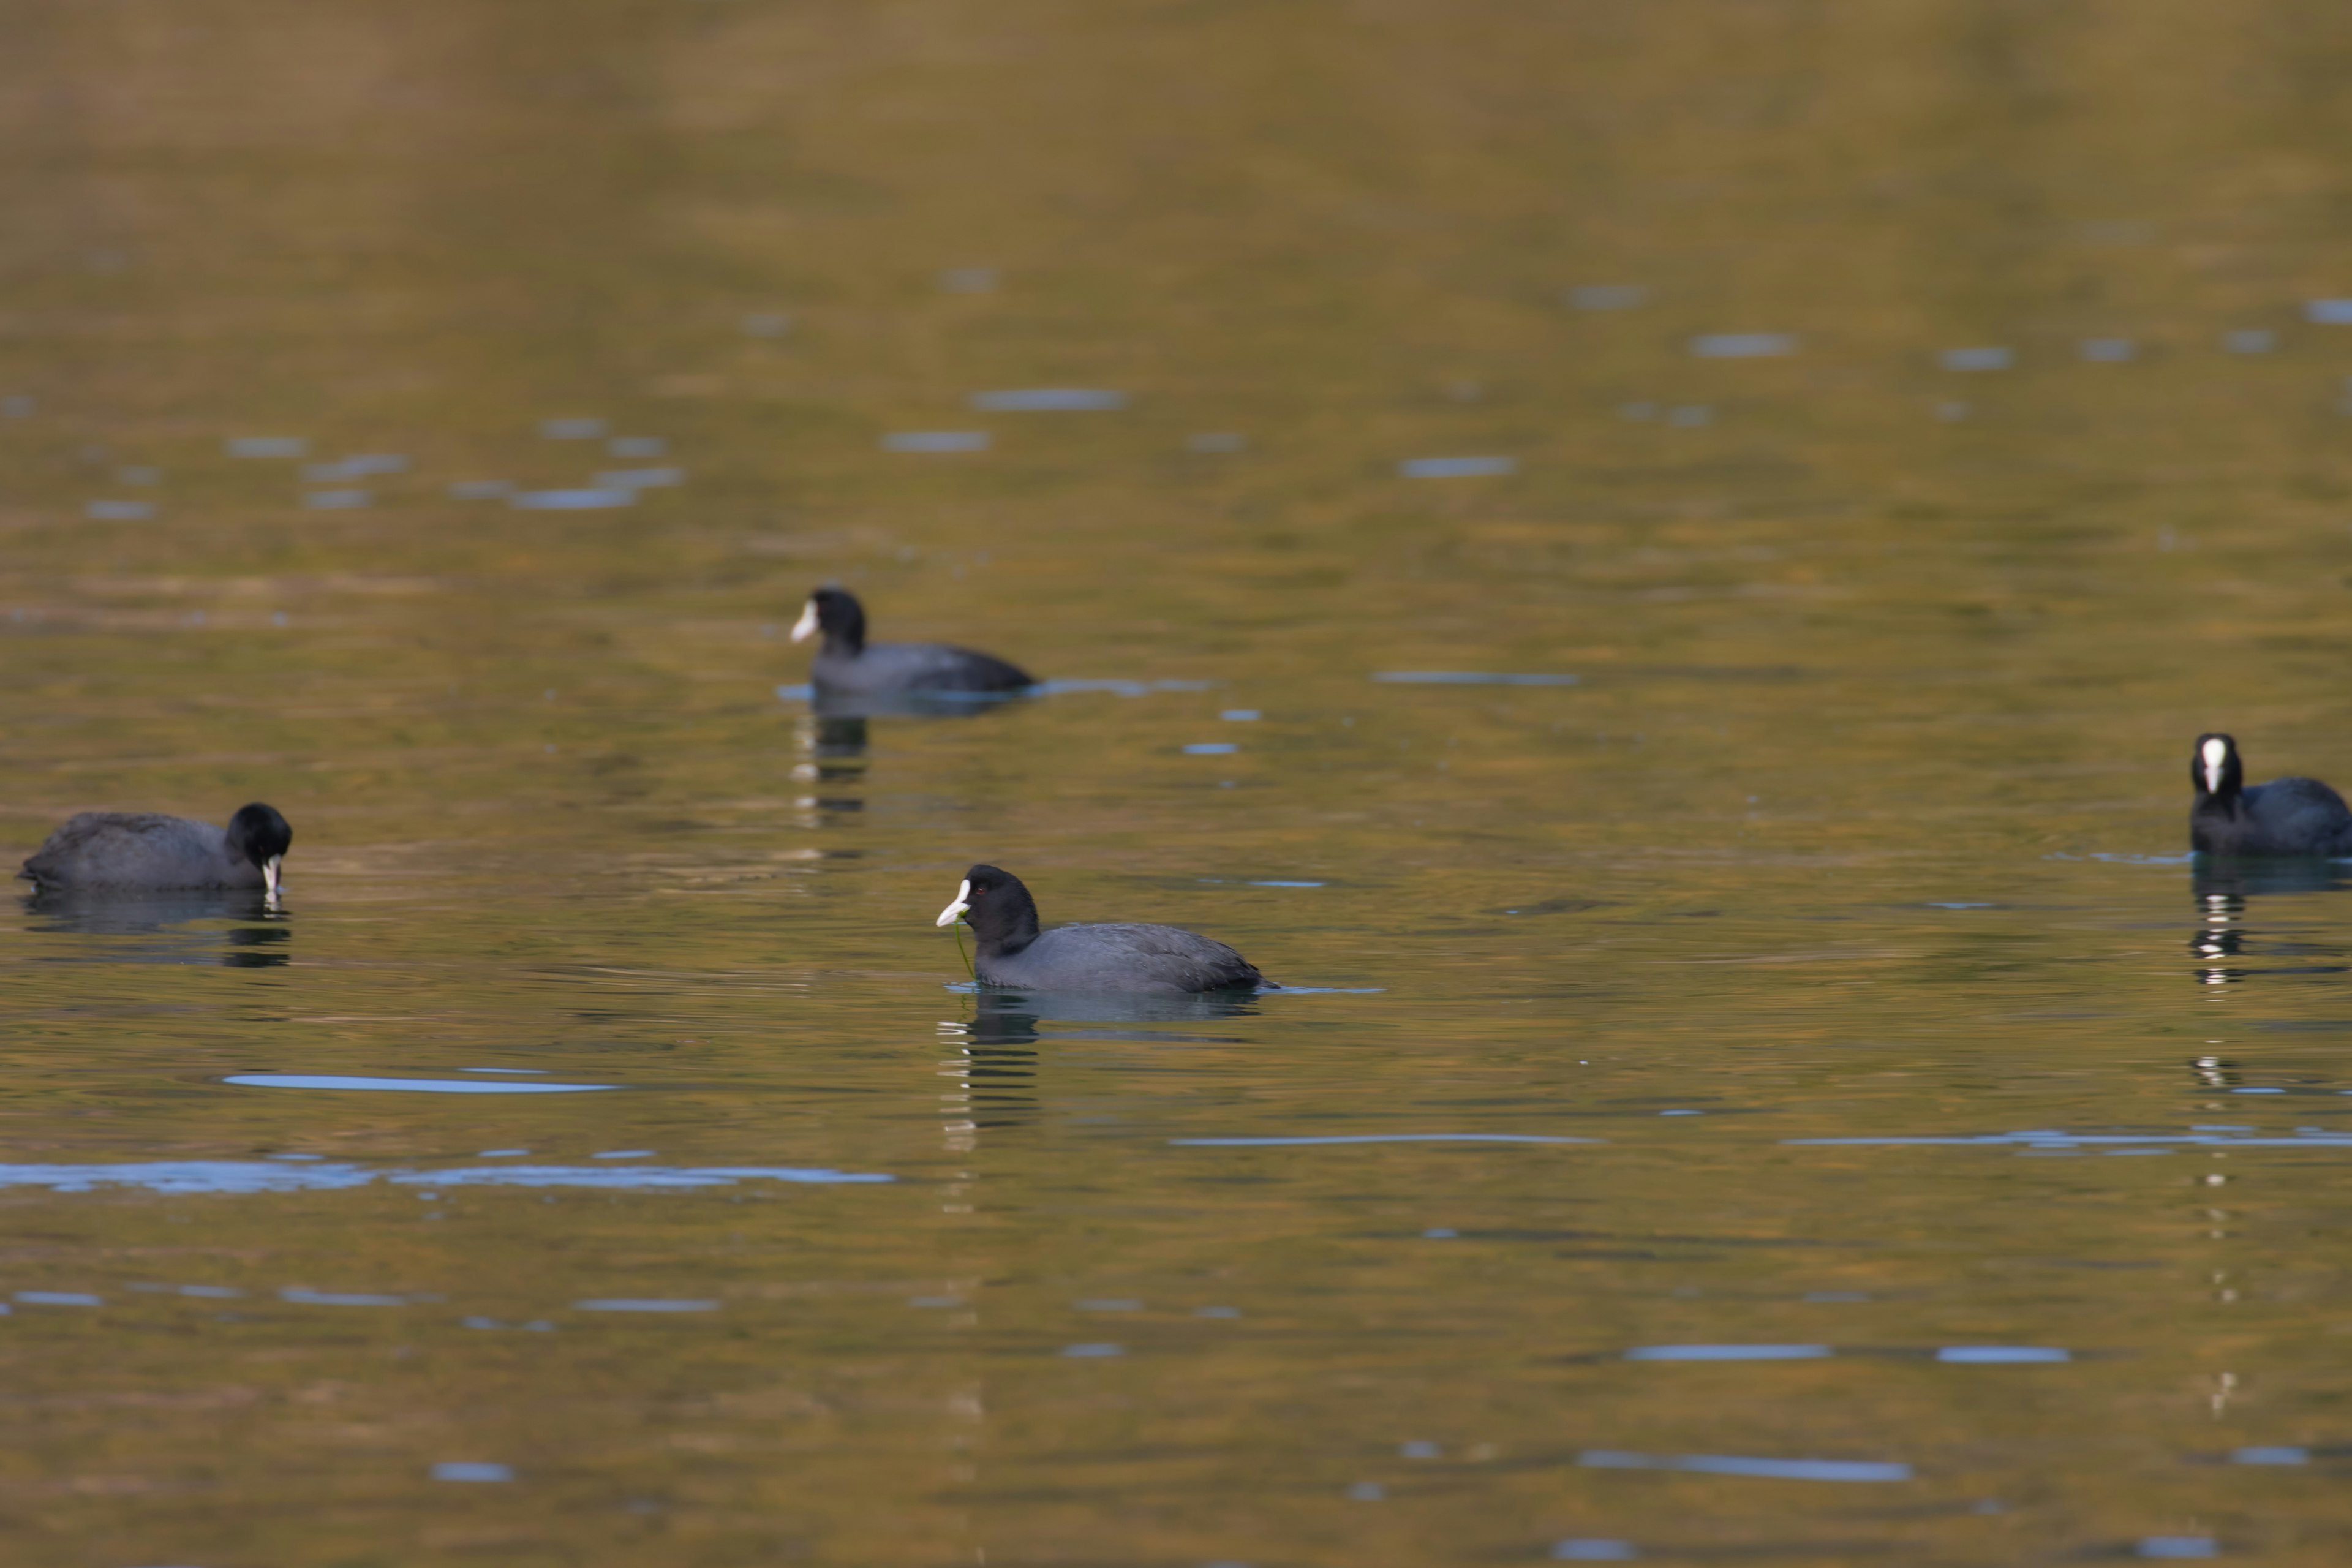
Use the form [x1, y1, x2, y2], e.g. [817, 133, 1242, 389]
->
[2190, 734, 2352, 858]
[791, 588, 1033, 698]
[21, 803, 292, 895]
[935, 864, 1270, 993]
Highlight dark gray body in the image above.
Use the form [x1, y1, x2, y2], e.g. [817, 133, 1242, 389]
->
[976, 921, 1266, 995]
[2192, 777, 2352, 858]
[812, 641, 1031, 697]
[20, 813, 266, 891]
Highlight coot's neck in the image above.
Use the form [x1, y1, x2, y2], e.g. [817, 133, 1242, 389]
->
[823, 603, 867, 657]
[972, 894, 1042, 958]
[2196, 781, 2243, 819]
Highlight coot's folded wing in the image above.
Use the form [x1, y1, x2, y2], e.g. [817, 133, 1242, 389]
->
[865, 641, 1034, 693]
[2248, 777, 2352, 856]
[21, 813, 221, 889]
[1065, 923, 1265, 991]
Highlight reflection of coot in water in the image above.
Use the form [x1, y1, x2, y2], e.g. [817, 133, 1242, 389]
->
[2188, 861, 2352, 988]
[961, 995, 1042, 1124]
[969, 986, 1261, 1041]
[2193, 861, 2350, 900]
[2191, 734, 2352, 858]
[791, 589, 1033, 717]
[813, 716, 869, 758]
[24, 888, 290, 968]
[937, 865, 1270, 994]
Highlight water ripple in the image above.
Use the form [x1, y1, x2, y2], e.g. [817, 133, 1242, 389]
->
[0, 1161, 891, 1194]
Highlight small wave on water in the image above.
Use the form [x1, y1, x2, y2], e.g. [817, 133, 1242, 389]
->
[1373, 671, 1580, 687]
[1578, 1450, 1909, 1483]
[1169, 1133, 1597, 1147]
[0, 1161, 892, 1194]
[224, 1073, 614, 1095]
[1789, 1127, 2352, 1152]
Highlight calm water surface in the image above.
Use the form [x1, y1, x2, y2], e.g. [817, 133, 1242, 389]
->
[6, 2, 2352, 1562]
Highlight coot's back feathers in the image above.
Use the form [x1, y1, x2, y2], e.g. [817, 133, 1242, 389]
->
[2190, 733, 2352, 858]
[984, 922, 1265, 994]
[936, 864, 1269, 994]
[792, 587, 1033, 696]
[21, 803, 292, 892]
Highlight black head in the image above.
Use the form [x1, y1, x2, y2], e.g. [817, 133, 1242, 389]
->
[790, 587, 866, 654]
[2193, 733, 2244, 803]
[225, 802, 293, 893]
[935, 863, 1041, 951]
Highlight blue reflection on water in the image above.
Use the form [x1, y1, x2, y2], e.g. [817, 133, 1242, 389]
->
[433, 1461, 515, 1482]
[307, 454, 407, 480]
[1792, 1128, 2352, 1150]
[1552, 1540, 1637, 1561]
[509, 488, 635, 510]
[571, 1297, 710, 1316]
[0, 1161, 889, 1194]
[2138, 1538, 2216, 1559]
[1034, 678, 1217, 698]
[225, 1074, 614, 1094]
[970, 388, 1126, 411]
[15, 1291, 102, 1306]
[1937, 1346, 2070, 1364]
[576, 1298, 718, 1312]
[1398, 455, 1515, 478]
[2233, 1446, 2309, 1464]
[1940, 346, 2013, 371]
[1170, 1134, 1596, 1147]
[226, 436, 306, 458]
[883, 431, 990, 452]
[1689, 333, 1795, 358]
[1579, 1450, 1909, 1482]
[282, 1287, 407, 1306]
[1373, 671, 1579, 687]
[1625, 1344, 1831, 1361]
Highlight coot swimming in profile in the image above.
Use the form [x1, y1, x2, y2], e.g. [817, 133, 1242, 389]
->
[791, 587, 1033, 698]
[20, 803, 293, 894]
[2190, 733, 2352, 858]
[935, 864, 1270, 993]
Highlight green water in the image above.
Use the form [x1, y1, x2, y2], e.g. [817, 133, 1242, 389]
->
[6, 1, 2352, 1561]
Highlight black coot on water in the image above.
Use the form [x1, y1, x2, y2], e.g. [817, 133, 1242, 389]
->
[791, 588, 1033, 698]
[2190, 734, 2352, 858]
[935, 864, 1270, 993]
[20, 804, 293, 894]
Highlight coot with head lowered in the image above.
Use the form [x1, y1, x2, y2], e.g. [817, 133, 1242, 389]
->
[791, 588, 1033, 698]
[20, 803, 293, 895]
[935, 864, 1270, 993]
[2190, 734, 2352, 858]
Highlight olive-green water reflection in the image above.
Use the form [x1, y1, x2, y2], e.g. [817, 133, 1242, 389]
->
[6, 0, 2352, 1562]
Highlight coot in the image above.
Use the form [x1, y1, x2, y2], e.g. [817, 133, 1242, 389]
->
[2190, 733, 2352, 858]
[791, 588, 1032, 697]
[21, 803, 292, 894]
[935, 864, 1270, 993]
